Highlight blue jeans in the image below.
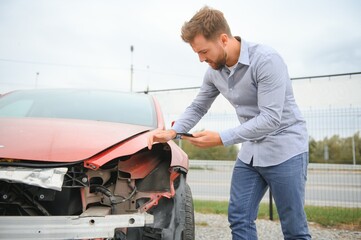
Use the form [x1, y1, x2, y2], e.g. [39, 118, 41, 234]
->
[228, 152, 311, 240]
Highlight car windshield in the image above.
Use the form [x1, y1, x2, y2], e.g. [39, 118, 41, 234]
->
[0, 89, 157, 127]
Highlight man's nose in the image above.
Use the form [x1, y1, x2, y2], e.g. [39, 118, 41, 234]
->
[198, 54, 206, 62]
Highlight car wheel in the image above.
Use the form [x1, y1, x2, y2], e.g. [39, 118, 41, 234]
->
[181, 183, 195, 240]
[125, 173, 195, 240]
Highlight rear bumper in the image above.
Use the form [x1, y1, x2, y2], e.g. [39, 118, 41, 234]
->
[0, 211, 153, 239]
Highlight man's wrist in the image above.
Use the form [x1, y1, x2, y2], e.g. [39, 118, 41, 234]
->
[169, 129, 177, 139]
[174, 132, 182, 139]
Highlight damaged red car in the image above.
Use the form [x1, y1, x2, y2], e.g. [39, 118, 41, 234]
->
[0, 89, 194, 240]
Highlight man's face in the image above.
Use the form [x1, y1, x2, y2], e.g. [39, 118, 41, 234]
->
[191, 34, 227, 70]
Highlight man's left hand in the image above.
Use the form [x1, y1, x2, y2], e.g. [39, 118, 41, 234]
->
[182, 130, 223, 148]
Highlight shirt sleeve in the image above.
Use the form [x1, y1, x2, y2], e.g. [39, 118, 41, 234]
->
[220, 53, 288, 146]
[172, 70, 220, 133]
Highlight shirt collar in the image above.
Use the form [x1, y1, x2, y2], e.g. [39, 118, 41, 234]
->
[220, 37, 250, 73]
[237, 37, 250, 66]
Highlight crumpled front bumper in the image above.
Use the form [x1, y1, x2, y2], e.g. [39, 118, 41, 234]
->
[0, 209, 153, 239]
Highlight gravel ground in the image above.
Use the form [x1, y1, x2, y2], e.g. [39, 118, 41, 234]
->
[195, 213, 361, 240]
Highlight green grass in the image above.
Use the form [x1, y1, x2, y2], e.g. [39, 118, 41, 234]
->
[193, 200, 361, 230]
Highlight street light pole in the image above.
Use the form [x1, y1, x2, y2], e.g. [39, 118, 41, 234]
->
[145, 65, 150, 94]
[35, 72, 39, 88]
[130, 45, 134, 92]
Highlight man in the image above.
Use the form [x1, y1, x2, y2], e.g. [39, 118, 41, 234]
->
[148, 6, 311, 240]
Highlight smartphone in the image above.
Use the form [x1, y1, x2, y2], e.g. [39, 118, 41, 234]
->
[175, 132, 194, 139]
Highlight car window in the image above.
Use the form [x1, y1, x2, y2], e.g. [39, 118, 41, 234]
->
[0, 89, 157, 127]
[0, 99, 34, 117]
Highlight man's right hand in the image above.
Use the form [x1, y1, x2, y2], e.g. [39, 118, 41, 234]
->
[147, 129, 177, 150]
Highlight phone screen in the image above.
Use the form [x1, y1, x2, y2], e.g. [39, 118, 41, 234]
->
[177, 132, 194, 138]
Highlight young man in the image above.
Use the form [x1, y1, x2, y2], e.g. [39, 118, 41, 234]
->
[148, 6, 311, 240]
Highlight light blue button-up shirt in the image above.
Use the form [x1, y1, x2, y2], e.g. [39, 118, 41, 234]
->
[172, 38, 308, 166]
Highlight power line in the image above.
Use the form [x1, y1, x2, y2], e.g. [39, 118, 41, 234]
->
[0, 58, 124, 70]
[2, 58, 359, 91]
[142, 72, 361, 93]
[0, 58, 202, 79]
[291, 72, 361, 80]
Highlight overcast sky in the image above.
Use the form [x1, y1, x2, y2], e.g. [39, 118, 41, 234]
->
[1, 0, 361, 94]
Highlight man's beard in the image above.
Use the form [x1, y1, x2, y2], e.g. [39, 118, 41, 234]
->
[207, 50, 227, 70]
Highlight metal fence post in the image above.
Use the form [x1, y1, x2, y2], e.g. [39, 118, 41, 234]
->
[269, 189, 273, 221]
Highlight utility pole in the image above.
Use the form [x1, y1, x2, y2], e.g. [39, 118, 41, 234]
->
[145, 65, 150, 94]
[35, 72, 39, 88]
[130, 45, 134, 92]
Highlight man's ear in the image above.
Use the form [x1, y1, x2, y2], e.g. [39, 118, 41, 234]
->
[220, 34, 229, 47]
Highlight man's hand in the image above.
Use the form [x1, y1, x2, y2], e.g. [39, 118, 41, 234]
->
[182, 130, 223, 148]
[147, 129, 177, 150]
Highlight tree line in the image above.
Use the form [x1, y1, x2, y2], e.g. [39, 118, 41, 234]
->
[178, 132, 360, 164]
[309, 132, 360, 164]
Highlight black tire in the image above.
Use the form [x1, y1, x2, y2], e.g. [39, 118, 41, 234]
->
[125, 175, 195, 240]
[182, 183, 195, 240]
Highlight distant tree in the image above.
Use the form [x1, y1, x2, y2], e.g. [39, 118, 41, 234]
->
[351, 131, 361, 164]
[176, 139, 238, 160]
[309, 137, 318, 162]
[176, 131, 361, 163]
[308, 132, 360, 164]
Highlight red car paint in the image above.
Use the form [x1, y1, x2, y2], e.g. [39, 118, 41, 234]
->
[0, 117, 152, 162]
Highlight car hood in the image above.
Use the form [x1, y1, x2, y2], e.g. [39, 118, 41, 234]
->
[0, 118, 153, 162]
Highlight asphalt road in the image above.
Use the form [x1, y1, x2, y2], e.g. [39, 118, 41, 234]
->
[187, 161, 361, 208]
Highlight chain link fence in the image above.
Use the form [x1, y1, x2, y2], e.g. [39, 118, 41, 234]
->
[148, 73, 361, 226]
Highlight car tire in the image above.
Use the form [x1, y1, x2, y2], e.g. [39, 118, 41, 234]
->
[125, 174, 195, 240]
[182, 183, 195, 240]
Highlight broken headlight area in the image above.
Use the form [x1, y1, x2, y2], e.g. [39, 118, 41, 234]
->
[0, 144, 194, 240]
[0, 143, 183, 216]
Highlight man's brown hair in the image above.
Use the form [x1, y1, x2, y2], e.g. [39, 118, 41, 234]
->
[181, 6, 232, 43]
